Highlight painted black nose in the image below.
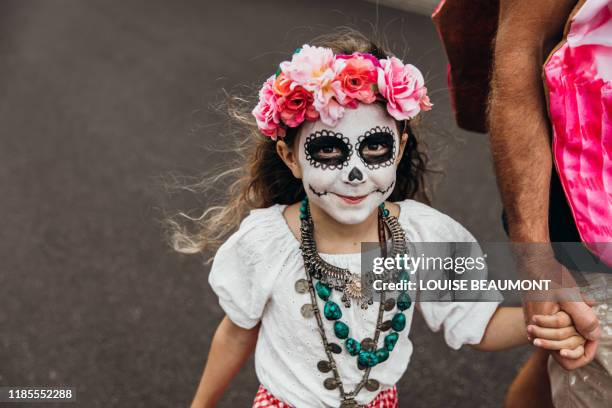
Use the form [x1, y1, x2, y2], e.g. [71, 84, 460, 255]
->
[348, 167, 363, 182]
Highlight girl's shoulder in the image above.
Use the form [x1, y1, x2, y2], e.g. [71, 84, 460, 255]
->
[240, 203, 296, 239]
[394, 199, 477, 243]
[217, 203, 299, 259]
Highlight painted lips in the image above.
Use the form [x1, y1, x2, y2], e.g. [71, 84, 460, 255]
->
[334, 193, 368, 204]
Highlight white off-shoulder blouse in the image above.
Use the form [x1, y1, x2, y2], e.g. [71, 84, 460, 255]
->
[209, 199, 500, 407]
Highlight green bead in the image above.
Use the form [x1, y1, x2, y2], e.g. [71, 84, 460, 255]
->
[383, 209, 390, 217]
[324, 301, 342, 320]
[384, 332, 399, 351]
[315, 281, 331, 301]
[391, 313, 406, 331]
[397, 292, 412, 311]
[334, 321, 349, 339]
[358, 350, 379, 367]
[300, 213, 307, 220]
[345, 338, 361, 356]
[378, 202, 385, 210]
[375, 348, 389, 363]
[398, 270, 409, 283]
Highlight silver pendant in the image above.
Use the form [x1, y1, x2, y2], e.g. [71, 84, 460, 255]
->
[300, 303, 315, 318]
[383, 298, 396, 311]
[379, 320, 392, 331]
[365, 379, 380, 392]
[328, 342, 342, 354]
[324, 377, 339, 390]
[344, 274, 363, 299]
[294, 279, 309, 294]
[317, 360, 332, 373]
[340, 398, 360, 408]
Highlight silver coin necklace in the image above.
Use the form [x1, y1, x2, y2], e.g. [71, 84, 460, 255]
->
[294, 197, 412, 408]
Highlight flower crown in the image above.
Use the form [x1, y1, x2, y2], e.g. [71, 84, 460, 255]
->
[251, 44, 432, 140]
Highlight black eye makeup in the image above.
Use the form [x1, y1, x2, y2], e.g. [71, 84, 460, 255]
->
[304, 130, 352, 170]
[356, 126, 396, 168]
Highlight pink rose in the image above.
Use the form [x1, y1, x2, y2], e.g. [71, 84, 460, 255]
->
[334, 55, 378, 104]
[312, 78, 352, 126]
[252, 75, 285, 139]
[377, 57, 432, 120]
[280, 45, 348, 126]
[419, 90, 433, 111]
[337, 52, 381, 68]
[314, 94, 345, 126]
[280, 45, 335, 91]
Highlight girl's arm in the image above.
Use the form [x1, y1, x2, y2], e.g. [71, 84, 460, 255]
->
[191, 316, 259, 408]
[471, 307, 528, 351]
[471, 307, 586, 355]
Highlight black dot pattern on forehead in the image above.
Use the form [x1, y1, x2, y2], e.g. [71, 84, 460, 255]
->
[304, 129, 353, 170]
[355, 125, 397, 169]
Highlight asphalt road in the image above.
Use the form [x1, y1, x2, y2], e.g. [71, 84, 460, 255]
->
[0, 0, 530, 407]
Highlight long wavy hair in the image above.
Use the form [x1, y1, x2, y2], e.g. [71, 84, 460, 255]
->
[163, 29, 431, 256]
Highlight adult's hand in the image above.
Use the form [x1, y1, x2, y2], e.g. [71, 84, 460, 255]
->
[510, 246, 601, 371]
[526, 299, 600, 370]
[554, 297, 600, 370]
[518, 247, 600, 369]
[559, 298, 601, 341]
[520, 254, 600, 340]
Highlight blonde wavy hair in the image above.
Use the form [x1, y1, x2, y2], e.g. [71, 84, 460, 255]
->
[163, 29, 431, 258]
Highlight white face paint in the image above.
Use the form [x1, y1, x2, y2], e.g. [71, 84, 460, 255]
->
[297, 103, 400, 225]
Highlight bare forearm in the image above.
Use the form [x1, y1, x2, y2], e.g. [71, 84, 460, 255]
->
[191, 317, 259, 408]
[473, 307, 528, 351]
[488, 93, 552, 242]
[504, 348, 553, 408]
[488, 0, 577, 242]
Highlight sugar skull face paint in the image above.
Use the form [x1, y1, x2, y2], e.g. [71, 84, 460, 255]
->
[297, 103, 400, 225]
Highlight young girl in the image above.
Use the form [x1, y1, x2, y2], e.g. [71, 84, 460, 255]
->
[173, 32, 587, 408]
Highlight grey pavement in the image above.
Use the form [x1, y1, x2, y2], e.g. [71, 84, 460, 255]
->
[0, 0, 530, 407]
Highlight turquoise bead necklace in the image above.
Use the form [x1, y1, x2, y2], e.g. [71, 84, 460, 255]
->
[295, 197, 412, 408]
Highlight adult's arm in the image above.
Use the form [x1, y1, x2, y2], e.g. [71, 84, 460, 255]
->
[504, 348, 553, 408]
[488, 0, 600, 369]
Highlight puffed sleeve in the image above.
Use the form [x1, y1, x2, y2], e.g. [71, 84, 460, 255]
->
[208, 207, 285, 329]
[419, 298, 500, 350]
[419, 216, 502, 350]
[398, 200, 502, 350]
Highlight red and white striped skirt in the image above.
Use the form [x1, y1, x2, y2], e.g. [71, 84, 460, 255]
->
[253, 384, 398, 407]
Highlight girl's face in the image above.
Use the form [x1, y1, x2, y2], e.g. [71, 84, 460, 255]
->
[295, 103, 401, 225]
